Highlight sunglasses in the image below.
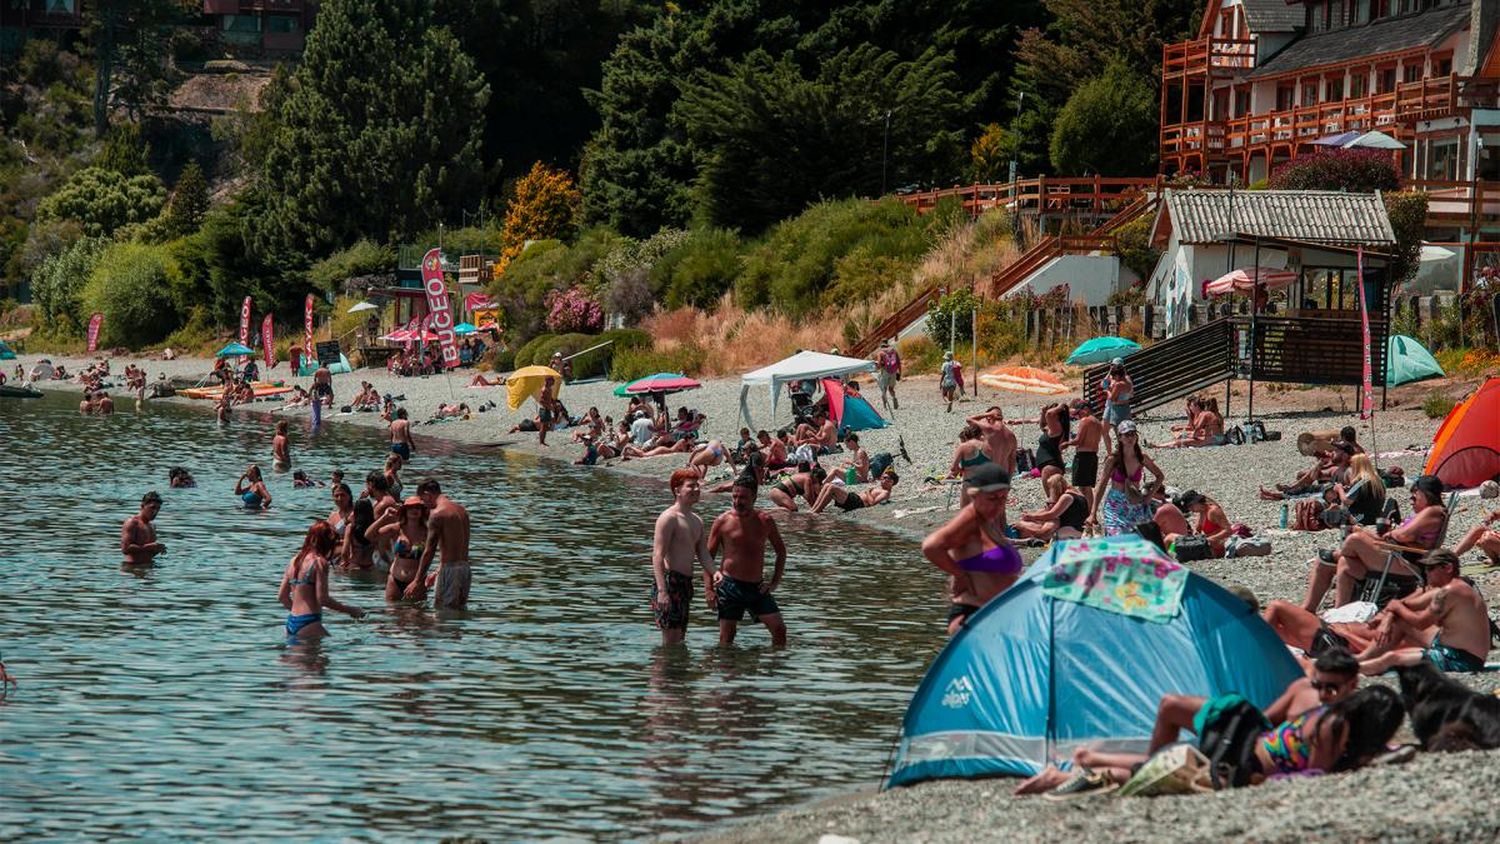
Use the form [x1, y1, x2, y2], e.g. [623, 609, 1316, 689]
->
[1309, 679, 1349, 692]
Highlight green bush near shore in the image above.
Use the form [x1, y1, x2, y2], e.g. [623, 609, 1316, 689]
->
[610, 344, 706, 381]
[1422, 390, 1456, 419]
[82, 241, 185, 348]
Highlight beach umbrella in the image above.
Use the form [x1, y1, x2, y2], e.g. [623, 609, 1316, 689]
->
[1386, 334, 1445, 387]
[216, 342, 254, 358]
[453, 322, 478, 335]
[1204, 267, 1299, 297]
[506, 365, 563, 411]
[1065, 336, 1140, 367]
[1344, 130, 1406, 150]
[614, 372, 681, 397]
[346, 301, 379, 314]
[978, 365, 1069, 396]
[625, 373, 701, 395]
[1311, 130, 1361, 147]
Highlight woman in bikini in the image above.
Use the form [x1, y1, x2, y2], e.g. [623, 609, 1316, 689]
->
[1165, 489, 1233, 557]
[1087, 420, 1164, 536]
[326, 482, 355, 564]
[383, 453, 404, 499]
[1102, 358, 1133, 431]
[922, 464, 1023, 636]
[235, 464, 272, 510]
[948, 425, 992, 508]
[277, 521, 365, 641]
[1304, 474, 1448, 611]
[768, 464, 825, 512]
[810, 472, 898, 514]
[1034, 402, 1070, 485]
[369, 497, 431, 602]
[1013, 474, 1090, 543]
[688, 439, 730, 476]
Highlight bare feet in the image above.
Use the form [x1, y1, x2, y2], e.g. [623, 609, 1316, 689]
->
[1013, 764, 1071, 796]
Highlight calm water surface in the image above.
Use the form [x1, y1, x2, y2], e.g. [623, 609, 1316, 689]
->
[0, 393, 943, 840]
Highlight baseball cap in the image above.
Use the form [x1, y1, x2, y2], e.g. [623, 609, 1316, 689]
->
[963, 463, 1011, 493]
[1117, 419, 1138, 436]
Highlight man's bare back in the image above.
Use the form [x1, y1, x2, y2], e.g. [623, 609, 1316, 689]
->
[430, 497, 471, 564]
[391, 418, 411, 445]
[1431, 579, 1491, 659]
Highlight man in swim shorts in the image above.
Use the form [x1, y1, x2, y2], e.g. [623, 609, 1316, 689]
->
[389, 408, 414, 461]
[313, 364, 333, 407]
[1355, 550, 1491, 674]
[121, 491, 166, 566]
[651, 468, 719, 645]
[273, 420, 292, 471]
[709, 476, 788, 647]
[414, 479, 472, 610]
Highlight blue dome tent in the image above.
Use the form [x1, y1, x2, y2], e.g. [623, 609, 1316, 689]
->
[887, 535, 1301, 788]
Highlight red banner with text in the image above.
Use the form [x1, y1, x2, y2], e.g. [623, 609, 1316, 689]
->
[420, 248, 460, 369]
[86, 312, 103, 353]
[238, 296, 253, 356]
[303, 294, 316, 372]
[261, 314, 275, 370]
[1357, 247, 1374, 420]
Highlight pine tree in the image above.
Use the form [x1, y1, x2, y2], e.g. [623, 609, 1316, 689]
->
[166, 161, 209, 237]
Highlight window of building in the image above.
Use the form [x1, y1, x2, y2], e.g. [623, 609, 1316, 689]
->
[1310, 1, 1327, 32]
[1326, 77, 1344, 102]
[1349, 69, 1369, 98]
[1235, 89, 1251, 117]
[266, 14, 299, 34]
[1302, 80, 1319, 105]
[1378, 67, 1397, 93]
[1436, 55, 1452, 76]
[1353, 0, 1371, 23]
[221, 14, 260, 33]
[1404, 63, 1422, 83]
[1430, 137, 1461, 180]
[1277, 84, 1295, 110]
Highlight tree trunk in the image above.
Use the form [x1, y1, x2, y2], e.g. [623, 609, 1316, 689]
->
[93, 4, 118, 138]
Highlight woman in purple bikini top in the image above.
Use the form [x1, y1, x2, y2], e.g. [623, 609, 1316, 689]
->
[922, 463, 1025, 635]
[956, 541, 1023, 575]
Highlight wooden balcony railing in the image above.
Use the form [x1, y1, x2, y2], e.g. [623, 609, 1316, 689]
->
[1163, 36, 1257, 79]
[896, 177, 1159, 219]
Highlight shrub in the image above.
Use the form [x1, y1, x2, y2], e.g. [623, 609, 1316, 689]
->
[1113, 216, 1161, 283]
[308, 240, 396, 294]
[498, 162, 581, 273]
[160, 305, 218, 356]
[31, 236, 107, 336]
[544, 286, 605, 334]
[1268, 149, 1400, 192]
[926, 287, 981, 349]
[897, 334, 941, 375]
[653, 227, 742, 310]
[492, 228, 625, 341]
[609, 344, 706, 381]
[513, 333, 557, 367]
[1384, 191, 1428, 289]
[599, 327, 652, 353]
[35, 167, 167, 237]
[81, 241, 184, 348]
[529, 332, 610, 378]
[606, 267, 655, 324]
[1422, 389, 1455, 419]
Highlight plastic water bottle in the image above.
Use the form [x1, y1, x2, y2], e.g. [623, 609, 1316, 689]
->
[1279, 502, 1289, 529]
[844, 466, 857, 485]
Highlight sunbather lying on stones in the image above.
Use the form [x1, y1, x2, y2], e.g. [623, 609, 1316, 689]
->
[1260, 440, 1354, 500]
[809, 471, 896, 514]
[1453, 505, 1500, 566]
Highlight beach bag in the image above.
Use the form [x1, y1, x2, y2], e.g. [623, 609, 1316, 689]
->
[1173, 535, 1213, 562]
[1117, 744, 1214, 797]
[1225, 536, 1271, 558]
[1293, 498, 1328, 531]
[869, 452, 894, 478]
[1197, 697, 1271, 790]
[1225, 426, 1245, 445]
[1016, 448, 1035, 472]
[1381, 466, 1406, 488]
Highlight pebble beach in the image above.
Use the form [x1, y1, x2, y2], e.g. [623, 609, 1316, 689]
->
[16, 352, 1500, 842]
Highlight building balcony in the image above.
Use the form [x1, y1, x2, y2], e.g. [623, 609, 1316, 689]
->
[204, 0, 305, 13]
[1162, 36, 1256, 81]
[1, 1, 85, 28]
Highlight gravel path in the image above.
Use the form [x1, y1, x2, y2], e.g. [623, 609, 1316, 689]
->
[19, 353, 1500, 842]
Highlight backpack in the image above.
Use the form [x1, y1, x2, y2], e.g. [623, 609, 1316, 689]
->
[869, 452, 894, 478]
[1173, 535, 1213, 562]
[1196, 697, 1271, 790]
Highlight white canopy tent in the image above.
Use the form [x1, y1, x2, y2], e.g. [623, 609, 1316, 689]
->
[739, 350, 876, 427]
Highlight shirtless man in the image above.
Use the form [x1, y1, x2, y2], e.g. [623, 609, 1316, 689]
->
[97, 391, 115, 415]
[1063, 402, 1109, 511]
[216, 391, 231, 424]
[272, 420, 292, 471]
[797, 410, 838, 454]
[709, 477, 789, 647]
[1453, 505, 1500, 565]
[389, 408, 414, 462]
[79, 393, 95, 415]
[313, 364, 333, 407]
[838, 433, 870, 483]
[1355, 550, 1491, 674]
[651, 469, 720, 645]
[413, 479, 473, 609]
[967, 407, 1017, 475]
[121, 492, 166, 566]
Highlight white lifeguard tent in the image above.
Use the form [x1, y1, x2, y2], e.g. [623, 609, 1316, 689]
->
[739, 350, 875, 427]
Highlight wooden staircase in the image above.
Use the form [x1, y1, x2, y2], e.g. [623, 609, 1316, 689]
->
[849, 192, 1159, 358]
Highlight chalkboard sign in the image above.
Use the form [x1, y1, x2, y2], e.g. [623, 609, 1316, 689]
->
[316, 341, 343, 366]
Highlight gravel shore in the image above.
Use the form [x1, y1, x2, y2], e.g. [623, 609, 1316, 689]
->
[17, 352, 1500, 842]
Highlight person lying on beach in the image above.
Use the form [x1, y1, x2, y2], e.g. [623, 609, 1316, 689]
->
[236, 464, 272, 510]
[1260, 441, 1353, 500]
[278, 520, 366, 641]
[433, 402, 471, 420]
[1452, 505, 1500, 565]
[810, 471, 897, 514]
[1302, 475, 1447, 611]
[622, 435, 696, 461]
[923, 464, 1021, 636]
[1012, 474, 1089, 543]
[292, 470, 322, 489]
[767, 464, 825, 512]
[1164, 490, 1232, 557]
[283, 385, 312, 408]
[469, 372, 504, 387]
[122, 491, 166, 566]
[1016, 652, 1387, 796]
[1265, 550, 1491, 674]
[168, 467, 196, 488]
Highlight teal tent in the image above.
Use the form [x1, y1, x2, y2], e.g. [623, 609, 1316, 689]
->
[1386, 334, 1445, 386]
[0, 340, 15, 360]
[298, 354, 353, 376]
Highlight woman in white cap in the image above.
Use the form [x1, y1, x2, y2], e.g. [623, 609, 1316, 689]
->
[1088, 419, 1164, 536]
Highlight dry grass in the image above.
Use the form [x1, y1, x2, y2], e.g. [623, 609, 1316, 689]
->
[639, 294, 843, 376]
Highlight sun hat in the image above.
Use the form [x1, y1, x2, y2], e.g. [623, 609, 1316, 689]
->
[1111, 356, 1125, 366]
[1117, 419, 1138, 435]
[963, 462, 1011, 493]
[399, 496, 428, 516]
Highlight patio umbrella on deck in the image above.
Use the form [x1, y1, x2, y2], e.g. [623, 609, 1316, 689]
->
[1204, 267, 1299, 296]
[1344, 130, 1406, 150]
[1311, 130, 1361, 147]
[346, 301, 379, 314]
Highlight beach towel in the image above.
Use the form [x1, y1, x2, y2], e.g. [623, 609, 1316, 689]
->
[1040, 538, 1188, 623]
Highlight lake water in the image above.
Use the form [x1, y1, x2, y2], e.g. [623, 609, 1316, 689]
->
[0, 393, 943, 840]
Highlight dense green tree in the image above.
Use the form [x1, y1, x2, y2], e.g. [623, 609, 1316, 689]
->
[256, 0, 490, 259]
[1009, 0, 1199, 175]
[676, 45, 966, 232]
[31, 237, 109, 335]
[163, 161, 209, 237]
[85, 0, 189, 136]
[34, 167, 167, 237]
[1049, 61, 1158, 176]
[82, 241, 185, 346]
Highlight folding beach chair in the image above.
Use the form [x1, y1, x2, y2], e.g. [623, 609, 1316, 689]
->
[1360, 492, 1456, 606]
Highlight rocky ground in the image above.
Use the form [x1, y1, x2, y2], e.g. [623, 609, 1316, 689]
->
[17, 352, 1500, 842]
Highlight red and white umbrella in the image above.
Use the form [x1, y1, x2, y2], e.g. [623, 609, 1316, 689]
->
[1204, 267, 1298, 297]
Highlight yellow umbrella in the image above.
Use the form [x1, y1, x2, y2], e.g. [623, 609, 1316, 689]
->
[506, 365, 563, 411]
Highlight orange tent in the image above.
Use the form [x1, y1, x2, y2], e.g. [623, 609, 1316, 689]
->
[1424, 377, 1500, 489]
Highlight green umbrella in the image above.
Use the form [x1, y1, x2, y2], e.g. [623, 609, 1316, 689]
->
[1386, 334, 1445, 386]
[1065, 336, 1140, 367]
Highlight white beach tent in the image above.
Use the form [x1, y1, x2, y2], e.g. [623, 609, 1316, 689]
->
[740, 350, 876, 427]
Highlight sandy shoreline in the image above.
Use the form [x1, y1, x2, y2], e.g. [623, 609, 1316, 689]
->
[14, 352, 1500, 842]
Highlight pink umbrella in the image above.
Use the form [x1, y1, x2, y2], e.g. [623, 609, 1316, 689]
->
[625, 374, 702, 395]
[381, 329, 414, 342]
[1205, 267, 1298, 296]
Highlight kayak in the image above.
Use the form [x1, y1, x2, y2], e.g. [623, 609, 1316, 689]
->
[178, 381, 292, 400]
[0, 384, 43, 398]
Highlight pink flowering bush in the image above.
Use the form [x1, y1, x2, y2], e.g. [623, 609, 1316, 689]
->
[544, 286, 604, 334]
